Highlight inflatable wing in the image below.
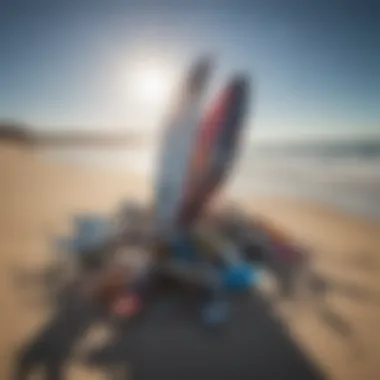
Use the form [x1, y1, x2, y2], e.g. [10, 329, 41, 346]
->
[177, 75, 251, 228]
[154, 56, 213, 237]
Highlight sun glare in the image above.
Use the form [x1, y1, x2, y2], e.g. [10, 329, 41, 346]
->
[117, 51, 181, 132]
[126, 58, 177, 112]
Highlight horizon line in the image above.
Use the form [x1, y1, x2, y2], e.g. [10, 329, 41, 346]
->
[1, 121, 379, 146]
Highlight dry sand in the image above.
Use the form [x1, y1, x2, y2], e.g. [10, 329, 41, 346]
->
[1, 143, 380, 380]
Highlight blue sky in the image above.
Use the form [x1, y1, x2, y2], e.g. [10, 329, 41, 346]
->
[1, 0, 379, 140]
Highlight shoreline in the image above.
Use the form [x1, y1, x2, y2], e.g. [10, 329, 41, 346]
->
[35, 142, 380, 226]
[33, 142, 380, 227]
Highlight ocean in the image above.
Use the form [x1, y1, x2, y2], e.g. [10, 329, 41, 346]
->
[231, 140, 380, 220]
[41, 140, 380, 221]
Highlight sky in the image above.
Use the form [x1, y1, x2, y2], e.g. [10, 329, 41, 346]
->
[1, 0, 379, 141]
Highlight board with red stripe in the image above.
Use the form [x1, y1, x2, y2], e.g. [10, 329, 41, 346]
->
[177, 75, 251, 228]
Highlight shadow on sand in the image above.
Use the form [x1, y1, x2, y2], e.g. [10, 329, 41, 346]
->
[12, 267, 107, 380]
[14, 272, 327, 380]
[83, 287, 327, 380]
[15, 256, 380, 379]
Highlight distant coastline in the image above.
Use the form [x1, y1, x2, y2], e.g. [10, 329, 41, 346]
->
[2, 122, 379, 154]
[0, 122, 144, 148]
[0, 123, 33, 145]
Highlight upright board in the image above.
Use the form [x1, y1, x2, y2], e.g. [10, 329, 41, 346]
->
[154, 57, 213, 239]
[177, 75, 251, 228]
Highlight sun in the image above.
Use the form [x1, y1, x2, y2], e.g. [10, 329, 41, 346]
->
[126, 57, 178, 111]
[135, 65, 171, 106]
[117, 51, 181, 131]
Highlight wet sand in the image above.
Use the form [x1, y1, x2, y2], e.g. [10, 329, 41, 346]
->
[1, 144, 380, 380]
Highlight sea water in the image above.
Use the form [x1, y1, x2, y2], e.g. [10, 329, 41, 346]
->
[41, 140, 380, 221]
[230, 140, 380, 220]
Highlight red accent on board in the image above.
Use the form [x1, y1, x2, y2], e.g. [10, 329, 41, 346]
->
[177, 86, 234, 227]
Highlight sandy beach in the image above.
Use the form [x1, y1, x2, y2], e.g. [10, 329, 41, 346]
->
[1, 143, 380, 380]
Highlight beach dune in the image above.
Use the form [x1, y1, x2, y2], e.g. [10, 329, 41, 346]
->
[1, 143, 380, 380]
